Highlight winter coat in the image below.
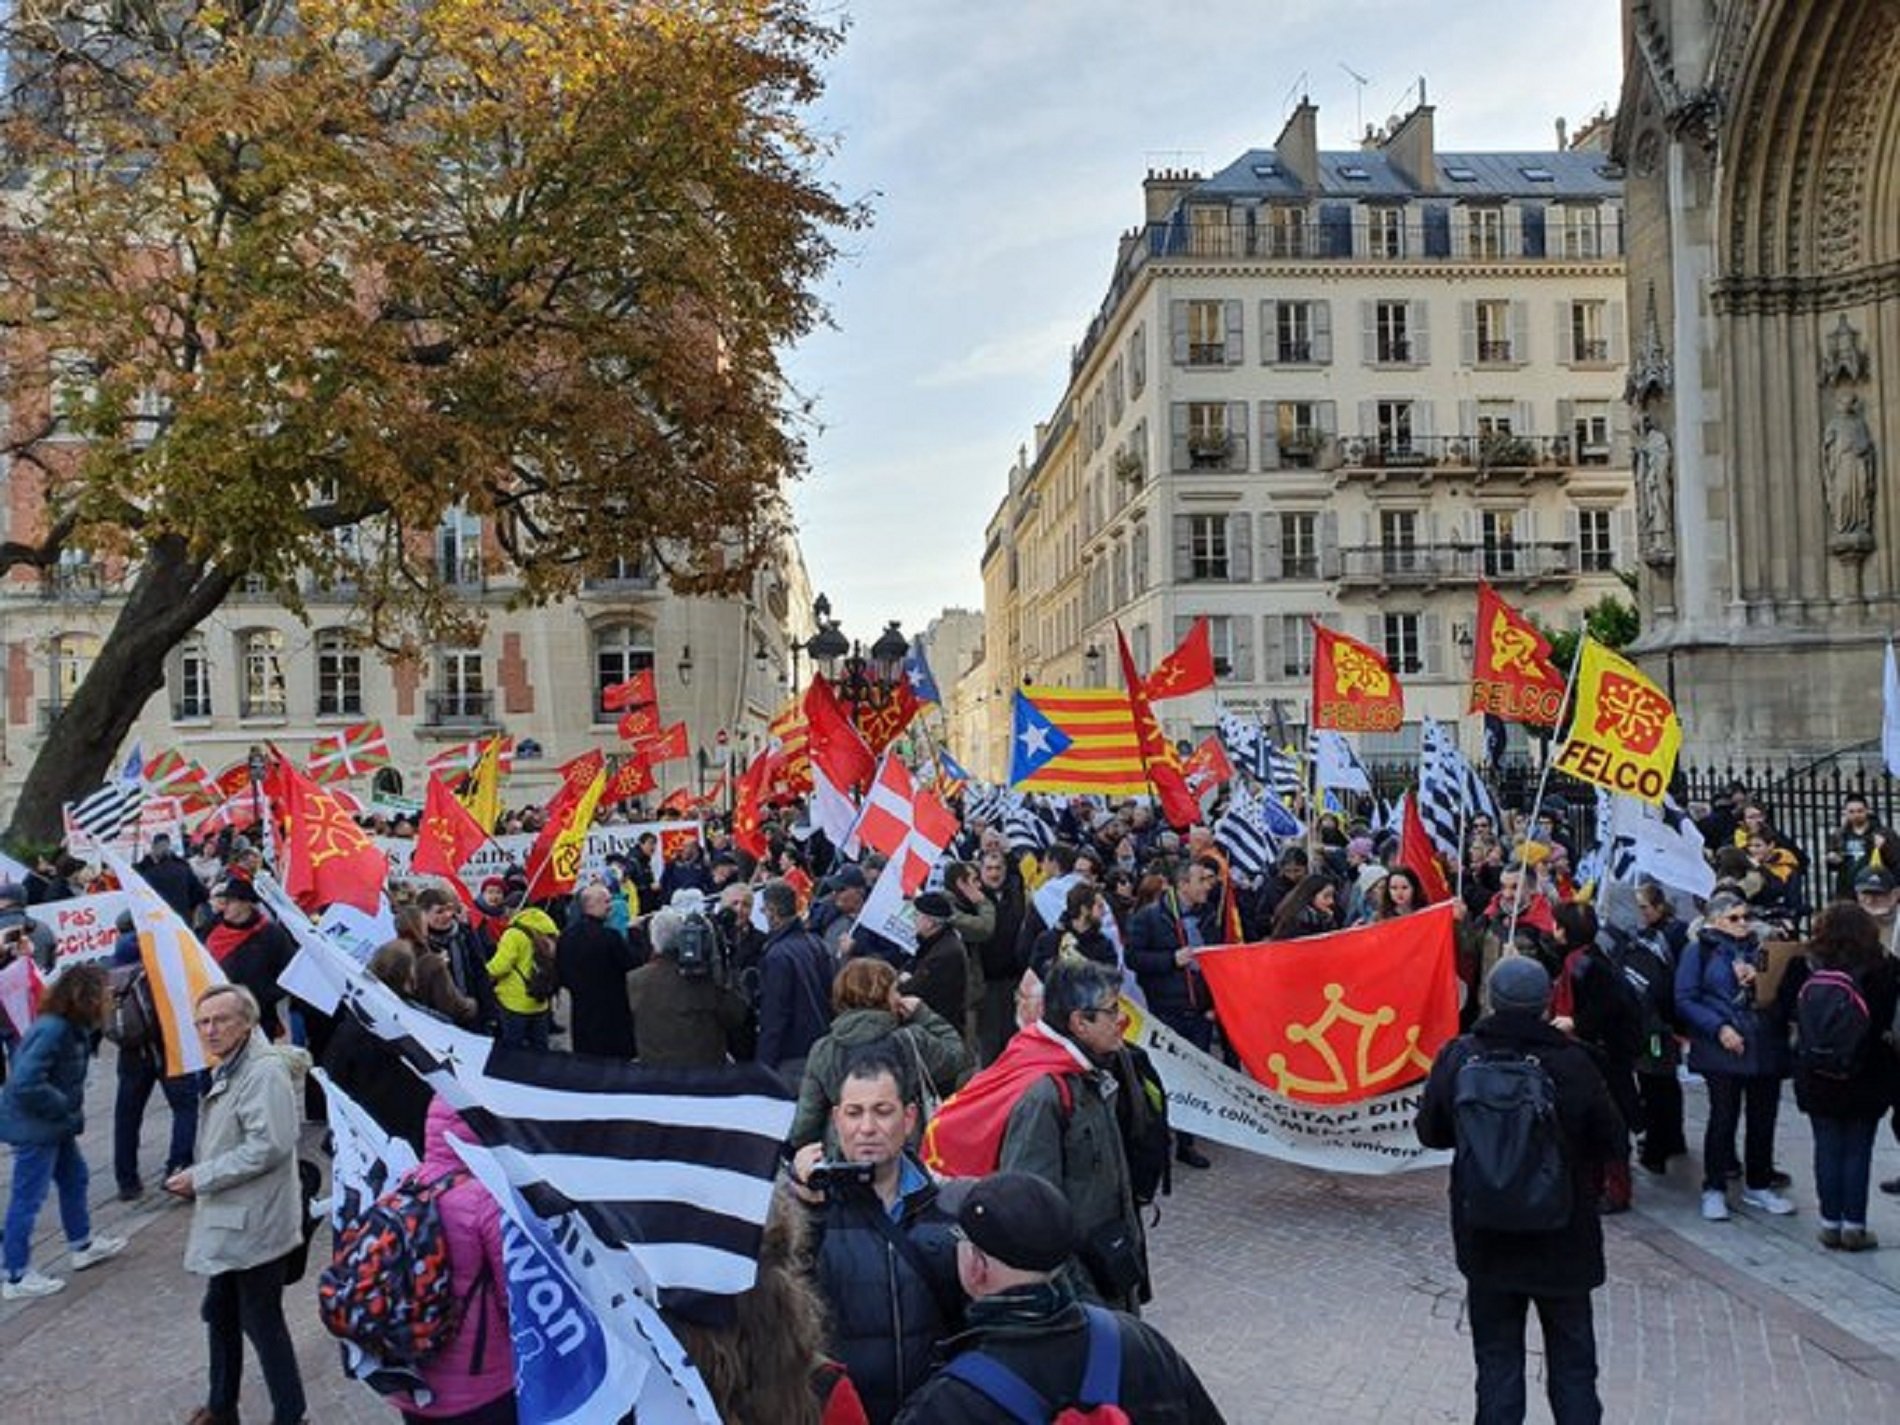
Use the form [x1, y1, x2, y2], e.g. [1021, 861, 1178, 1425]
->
[0, 1011, 91, 1145]
[998, 1037, 1147, 1312]
[1415, 1010, 1627, 1297]
[391, 1099, 514, 1418]
[809, 1158, 961, 1425]
[555, 916, 641, 1058]
[321, 1007, 431, 1157]
[790, 1005, 971, 1148]
[185, 1038, 306, 1276]
[485, 909, 560, 1015]
[202, 914, 297, 1039]
[1675, 928, 1788, 1079]
[905, 926, 968, 1031]
[413, 942, 480, 1029]
[979, 877, 1028, 983]
[135, 851, 209, 923]
[1792, 955, 1900, 1122]
[626, 956, 750, 1069]
[1126, 897, 1207, 1028]
[757, 919, 834, 1071]
[893, 1280, 1226, 1425]
[1030, 925, 1117, 982]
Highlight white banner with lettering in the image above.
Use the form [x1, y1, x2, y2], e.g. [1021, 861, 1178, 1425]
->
[377, 821, 701, 895]
[1125, 1002, 1448, 1176]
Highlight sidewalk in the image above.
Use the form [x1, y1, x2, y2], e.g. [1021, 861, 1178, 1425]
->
[5, 1045, 1900, 1421]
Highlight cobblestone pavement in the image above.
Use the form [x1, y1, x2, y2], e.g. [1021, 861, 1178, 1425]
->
[5, 1051, 1900, 1422]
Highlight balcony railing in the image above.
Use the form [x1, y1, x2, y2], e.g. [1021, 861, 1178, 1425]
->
[1274, 340, 1314, 364]
[1335, 541, 1580, 588]
[425, 690, 496, 728]
[1477, 339, 1515, 363]
[1185, 342, 1229, 366]
[1574, 337, 1611, 362]
[239, 695, 288, 720]
[1331, 432, 1593, 473]
[1147, 216, 1625, 263]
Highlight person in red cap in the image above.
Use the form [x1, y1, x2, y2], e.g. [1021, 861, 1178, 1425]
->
[894, 1171, 1224, 1423]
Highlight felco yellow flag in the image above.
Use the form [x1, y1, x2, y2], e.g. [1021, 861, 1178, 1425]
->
[1553, 639, 1681, 803]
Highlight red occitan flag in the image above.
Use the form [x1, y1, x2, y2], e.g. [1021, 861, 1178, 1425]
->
[1143, 617, 1217, 702]
[411, 773, 488, 898]
[1198, 906, 1460, 1105]
[1470, 581, 1567, 727]
[602, 667, 657, 713]
[1116, 626, 1200, 830]
[1312, 622, 1404, 733]
[804, 674, 876, 794]
[264, 754, 388, 913]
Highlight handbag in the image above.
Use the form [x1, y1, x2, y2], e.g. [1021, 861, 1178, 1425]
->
[901, 1029, 943, 1124]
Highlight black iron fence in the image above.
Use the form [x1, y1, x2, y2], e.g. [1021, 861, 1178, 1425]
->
[1350, 749, 1892, 900]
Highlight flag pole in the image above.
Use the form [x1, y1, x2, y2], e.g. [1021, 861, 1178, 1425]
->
[1505, 628, 1589, 948]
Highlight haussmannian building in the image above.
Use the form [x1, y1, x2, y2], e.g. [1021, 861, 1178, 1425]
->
[968, 95, 1640, 781]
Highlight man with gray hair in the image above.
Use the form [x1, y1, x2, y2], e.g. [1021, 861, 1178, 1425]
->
[627, 905, 749, 1069]
[996, 955, 1148, 1312]
[555, 881, 640, 1058]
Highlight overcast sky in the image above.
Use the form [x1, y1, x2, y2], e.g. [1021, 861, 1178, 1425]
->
[782, 1, 1624, 647]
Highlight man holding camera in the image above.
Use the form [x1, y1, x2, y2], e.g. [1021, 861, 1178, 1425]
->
[627, 905, 750, 1068]
[793, 1043, 961, 1425]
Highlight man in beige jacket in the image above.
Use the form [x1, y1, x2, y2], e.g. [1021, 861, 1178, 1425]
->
[165, 983, 308, 1425]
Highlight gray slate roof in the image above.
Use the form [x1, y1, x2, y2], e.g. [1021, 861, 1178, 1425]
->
[1197, 148, 1620, 201]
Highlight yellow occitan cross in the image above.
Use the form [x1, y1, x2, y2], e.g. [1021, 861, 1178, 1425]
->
[1266, 983, 1433, 1098]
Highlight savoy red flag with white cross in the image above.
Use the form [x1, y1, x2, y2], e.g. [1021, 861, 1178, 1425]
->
[853, 752, 959, 894]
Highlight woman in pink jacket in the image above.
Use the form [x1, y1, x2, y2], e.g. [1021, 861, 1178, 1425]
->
[394, 1098, 515, 1425]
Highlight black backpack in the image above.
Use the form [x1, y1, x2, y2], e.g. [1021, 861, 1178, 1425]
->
[1117, 1044, 1172, 1210]
[1796, 969, 1871, 1078]
[1451, 1048, 1571, 1233]
[104, 964, 161, 1055]
[1607, 930, 1677, 1066]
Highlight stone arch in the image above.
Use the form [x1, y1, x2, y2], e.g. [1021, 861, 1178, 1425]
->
[1718, 0, 1900, 282]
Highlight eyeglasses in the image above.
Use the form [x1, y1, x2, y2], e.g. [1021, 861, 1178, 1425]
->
[1078, 1006, 1122, 1023]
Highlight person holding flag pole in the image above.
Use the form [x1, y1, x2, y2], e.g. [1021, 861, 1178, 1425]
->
[1503, 629, 1588, 951]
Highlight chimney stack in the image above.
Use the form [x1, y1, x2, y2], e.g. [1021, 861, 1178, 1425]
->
[1556, 116, 1568, 149]
[1142, 168, 1202, 224]
[1273, 99, 1320, 188]
[1378, 86, 1437, 189]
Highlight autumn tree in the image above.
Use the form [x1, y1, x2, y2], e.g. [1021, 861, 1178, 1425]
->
[0, 0, 858, 844]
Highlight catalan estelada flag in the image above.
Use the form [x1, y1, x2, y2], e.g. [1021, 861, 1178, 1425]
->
[1008, 686, 1148, 796]
[1198, 904, 1459, 1105]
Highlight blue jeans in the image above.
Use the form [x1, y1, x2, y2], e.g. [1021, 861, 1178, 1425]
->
[1811, 1113, 1880, 1226]
[1467, 1285, 1600, 1424]
[498, 1009, 549, 1052]
[5, 1138, 91, 1278]
[114, 1052, 203, 1192]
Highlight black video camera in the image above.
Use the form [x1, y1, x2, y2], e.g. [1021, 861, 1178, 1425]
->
[805, 1159, 877, 1194]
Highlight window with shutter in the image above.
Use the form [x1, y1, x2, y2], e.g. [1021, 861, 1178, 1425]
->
[1229, 513, 1253, 582]
[1232, 616, 1255, 682]
[1281, 512, 1319, 579]
[1223, 300, 1244, 365]
[1311, 301, 1333, 364]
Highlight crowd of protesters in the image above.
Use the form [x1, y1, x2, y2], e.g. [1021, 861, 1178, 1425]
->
[3, 772, 1900, 1423]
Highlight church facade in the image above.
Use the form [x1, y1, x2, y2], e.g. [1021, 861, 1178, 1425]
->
[1615, 0, 1900, 757]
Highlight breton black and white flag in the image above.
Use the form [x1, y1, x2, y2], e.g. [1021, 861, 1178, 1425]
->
[267, 875, 790, 1316]
[65, 743, 145, 849]
[1215, 703, 1270, 782]
[1418, 718, 1500, 862]
[1001, 791, 1055, 854]
[1214, 781, 1280, 880]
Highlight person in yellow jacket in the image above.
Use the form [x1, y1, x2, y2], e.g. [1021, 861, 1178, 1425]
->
[486, 907, 560, 1051]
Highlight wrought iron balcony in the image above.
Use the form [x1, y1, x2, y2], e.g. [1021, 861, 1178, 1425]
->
[1334, 541, 1581, 590]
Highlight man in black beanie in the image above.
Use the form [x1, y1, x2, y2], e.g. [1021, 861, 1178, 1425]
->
[894, 1171, 1225, 1423]
[1416, 956, 1626, 1425]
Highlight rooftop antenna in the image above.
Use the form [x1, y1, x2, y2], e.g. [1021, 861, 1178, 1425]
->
[1283, 71, 1310, 117]
[1339, 62, 1370, 137]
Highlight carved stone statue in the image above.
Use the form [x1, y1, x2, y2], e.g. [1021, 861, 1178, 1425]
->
[1633, 414, 1675, 566]
[1822, 390, 1878, 555]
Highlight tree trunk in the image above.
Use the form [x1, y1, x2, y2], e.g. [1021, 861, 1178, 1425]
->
[6, 534, 236, 848]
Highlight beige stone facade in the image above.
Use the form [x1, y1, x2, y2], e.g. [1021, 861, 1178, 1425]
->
[0, 524, 816, 807]
[970, 100, 1637, 778]
[1615, 0, 1900, 756]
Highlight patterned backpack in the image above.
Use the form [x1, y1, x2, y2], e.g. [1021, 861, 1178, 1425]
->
[317, 1170, 472, 1365]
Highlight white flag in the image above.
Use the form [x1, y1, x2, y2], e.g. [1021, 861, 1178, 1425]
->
[1310, 730, 1371, 793]
[1884, 642, 1900, 779]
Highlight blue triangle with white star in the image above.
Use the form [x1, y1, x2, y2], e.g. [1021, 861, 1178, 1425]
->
[1008, 690, 1073, 785]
